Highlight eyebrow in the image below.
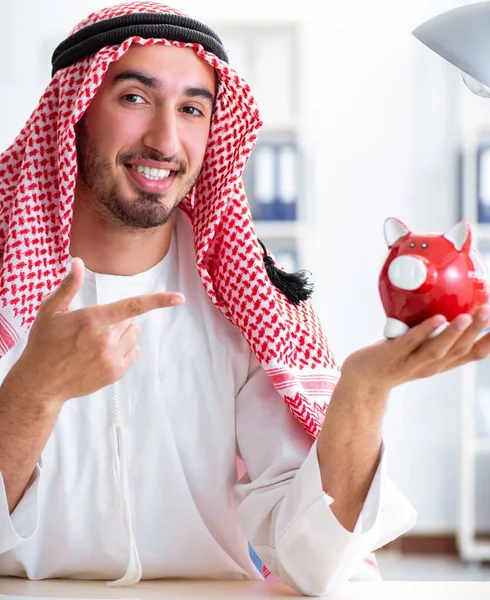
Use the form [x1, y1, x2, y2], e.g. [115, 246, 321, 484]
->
[112, 70, 215, 106]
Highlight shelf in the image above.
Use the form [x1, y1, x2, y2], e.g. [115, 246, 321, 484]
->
[459, 539, 490, 561]
[458, 73, 490, 564]
[253, 221, 304, 239]
[258, 124, 300, 138]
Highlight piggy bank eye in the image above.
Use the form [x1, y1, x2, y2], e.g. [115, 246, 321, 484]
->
[410, 242, 416, 248]
[421, 243, 428, 249]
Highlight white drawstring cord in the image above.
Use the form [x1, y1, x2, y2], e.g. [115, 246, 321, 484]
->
[107, 381, 143, 587]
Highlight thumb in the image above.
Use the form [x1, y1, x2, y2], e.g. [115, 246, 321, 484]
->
[45, 257, 85, 313]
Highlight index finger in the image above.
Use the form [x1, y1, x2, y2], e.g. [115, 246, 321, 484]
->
[95, 292, 185, 325]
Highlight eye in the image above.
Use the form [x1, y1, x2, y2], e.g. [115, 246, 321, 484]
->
[122, 93, 146, 105]
[410, 242, 416, 248]
[181, 106, 204, 116]
[421, 243, 428, 249]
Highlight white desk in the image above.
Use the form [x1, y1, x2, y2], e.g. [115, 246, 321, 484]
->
[1, 578, 490, 599]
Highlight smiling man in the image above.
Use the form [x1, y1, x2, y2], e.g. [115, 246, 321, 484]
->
[1, 1, 490, 597]
[71, 43, 216, 276]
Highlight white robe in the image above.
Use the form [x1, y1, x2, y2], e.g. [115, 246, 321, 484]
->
[0, 210, 416, 596]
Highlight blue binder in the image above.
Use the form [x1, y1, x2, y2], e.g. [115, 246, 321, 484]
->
[251, 142, 276, 220]
[477, 144, 490, 222]
[275, 142, 298, 220]
[251, 140, 299, 221]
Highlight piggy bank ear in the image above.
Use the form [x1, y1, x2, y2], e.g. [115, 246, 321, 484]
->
[384, 218, 410, 247]
[444, 221, 471, 251]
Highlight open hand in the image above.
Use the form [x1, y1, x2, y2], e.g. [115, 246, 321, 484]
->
[340, 305, 490, 396]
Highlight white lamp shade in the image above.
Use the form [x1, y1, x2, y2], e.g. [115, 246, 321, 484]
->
[412, 1, 490, 97]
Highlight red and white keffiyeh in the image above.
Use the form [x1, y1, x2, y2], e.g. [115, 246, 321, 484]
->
[0, 1, 341, 439]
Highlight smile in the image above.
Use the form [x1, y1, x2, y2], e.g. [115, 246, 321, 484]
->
[130, 164, 171, 181]
[124, 163, 177, 194]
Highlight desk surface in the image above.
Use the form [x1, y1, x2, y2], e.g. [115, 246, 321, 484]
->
[1, 578, 490, 600]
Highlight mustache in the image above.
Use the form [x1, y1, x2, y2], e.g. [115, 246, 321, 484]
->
[117, 150, 187, 172]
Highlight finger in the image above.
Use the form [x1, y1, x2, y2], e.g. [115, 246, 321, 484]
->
[121, 344, 140, 371]
[44, 258, 85, 313]
[452, 328, 490, 367]
[118, 323, 141, 355]
[95, 292, 185, 325]
[444, 305, 490, 359]
[471, 303, 490, 328]
[469, 328, 490, 361]
[108, 317, 135, 336]
[409, 313, 473, 364]
[395, 314, 448, 354]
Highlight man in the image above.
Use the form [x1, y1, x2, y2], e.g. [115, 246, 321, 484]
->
[0, 2, 489, 596]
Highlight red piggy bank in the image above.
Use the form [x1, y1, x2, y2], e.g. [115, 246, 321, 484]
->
[379, 217, 490, 339]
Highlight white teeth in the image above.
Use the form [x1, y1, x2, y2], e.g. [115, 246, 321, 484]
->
[131, 165, 171, 180]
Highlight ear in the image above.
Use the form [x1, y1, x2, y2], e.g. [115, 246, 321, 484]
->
[384, 217, 410, 248]
[444, 221, 471, 251]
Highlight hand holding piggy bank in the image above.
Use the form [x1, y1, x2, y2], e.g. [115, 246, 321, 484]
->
[379, 218, 490, 339]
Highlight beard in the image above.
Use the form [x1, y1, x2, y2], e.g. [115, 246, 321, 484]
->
[75, 120, 200, 230]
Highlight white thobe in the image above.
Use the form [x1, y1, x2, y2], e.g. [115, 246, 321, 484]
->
[0, 210, 416, 596]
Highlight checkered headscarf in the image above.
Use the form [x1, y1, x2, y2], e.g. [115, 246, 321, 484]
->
[0, 1, 340, 438]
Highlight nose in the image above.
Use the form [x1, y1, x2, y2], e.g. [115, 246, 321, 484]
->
[388, 255, 428, 291]
[142, 107, 181, 158]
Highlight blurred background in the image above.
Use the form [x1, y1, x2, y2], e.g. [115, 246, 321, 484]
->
[3, 0, 490, 582]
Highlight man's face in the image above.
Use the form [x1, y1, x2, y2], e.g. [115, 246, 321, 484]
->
[75, 43, 216, 229]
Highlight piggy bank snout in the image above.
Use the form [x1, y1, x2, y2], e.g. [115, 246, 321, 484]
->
[387, 255, 429, 291]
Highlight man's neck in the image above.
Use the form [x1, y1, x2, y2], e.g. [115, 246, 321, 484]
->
[69, 202, 174, 276]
